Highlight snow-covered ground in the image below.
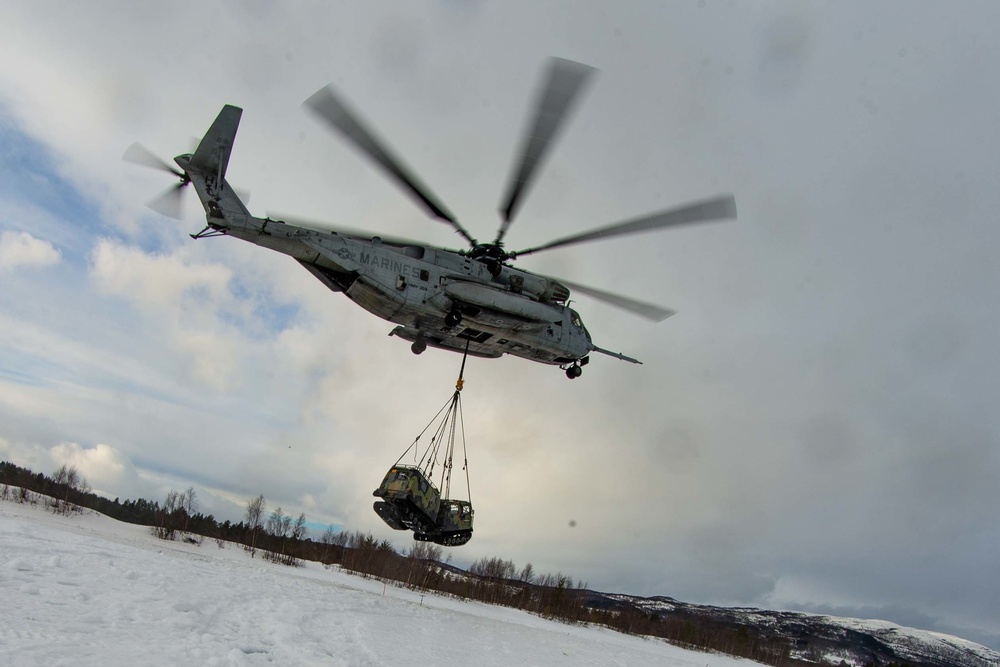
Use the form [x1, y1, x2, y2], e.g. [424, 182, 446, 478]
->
[0, 499, 759, 666]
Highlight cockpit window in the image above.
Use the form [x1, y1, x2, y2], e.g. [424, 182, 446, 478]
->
[569, 309, 591, 340]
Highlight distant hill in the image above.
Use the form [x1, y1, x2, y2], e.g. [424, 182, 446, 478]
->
[582, 592, 999, 667]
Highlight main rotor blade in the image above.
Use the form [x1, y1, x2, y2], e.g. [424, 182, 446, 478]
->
[554, 276, 676, 322]
[147, 182, 187, 220]
[496, 58, 596, 244]
[123, 142, 185, 178]
[512, 194, 737, 258]
[304, 85, 476, 246]
[266, 211, 450, 250]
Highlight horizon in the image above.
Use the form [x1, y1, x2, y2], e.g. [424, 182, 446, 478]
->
[3, 476, 998, 666]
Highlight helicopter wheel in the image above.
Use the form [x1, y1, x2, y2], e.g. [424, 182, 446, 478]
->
[566, 365, 583, 379]
[445, 310, 462, 327]
[411, 339, 427, 355]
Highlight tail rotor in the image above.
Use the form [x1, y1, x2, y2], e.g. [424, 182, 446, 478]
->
[122, 142, 192, 220]
[123, 135, 249, 220]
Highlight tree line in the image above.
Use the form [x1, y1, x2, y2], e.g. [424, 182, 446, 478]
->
[2, 459, 921, 667]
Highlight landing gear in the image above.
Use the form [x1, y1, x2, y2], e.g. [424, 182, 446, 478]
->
[445, 309, 463, 327]
[563, 356, 589, 379]
[411, 339, 427, 355]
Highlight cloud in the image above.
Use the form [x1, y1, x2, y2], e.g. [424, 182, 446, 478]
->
[49, 441, 145, 498]
[1, 1, 1000, 651]
[0, 230, 60, 270]
[1, 437, 152, 504]
[90, 239, 231, 312]
[90, 239, 251, 390]
[0, 436, 52, 474]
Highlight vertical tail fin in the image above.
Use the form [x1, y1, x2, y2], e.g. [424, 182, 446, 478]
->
[189, 105, 243, 181]
[184, 105, 251, 219]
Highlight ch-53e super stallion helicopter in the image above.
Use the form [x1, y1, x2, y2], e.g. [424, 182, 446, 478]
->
[125, 58, 736, 379]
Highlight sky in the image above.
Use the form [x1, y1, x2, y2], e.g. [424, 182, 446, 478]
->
[0, 0, 998, 650]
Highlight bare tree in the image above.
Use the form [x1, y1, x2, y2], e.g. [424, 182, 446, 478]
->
[266, 506, 289, 538]
[181, 487, 198, 532]
[164, 490, 180, 513]
[51, 464, 88, 514]
[263, 507, 296, 564]
[470, 556, 516, 580]
[244, 494, 266, 556]
[407, 542, 443, 562]
[53, 464, 76, 488]
[291, 512, 307, 541]
[156, 489, 181, 539]
[320, 525, 338, 562]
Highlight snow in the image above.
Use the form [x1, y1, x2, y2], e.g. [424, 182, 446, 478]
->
[813, 615, 999, 666]
[0, 499, 759, 666]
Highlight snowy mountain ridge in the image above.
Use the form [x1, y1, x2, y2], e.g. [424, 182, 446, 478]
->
[588, 593, 999, 667]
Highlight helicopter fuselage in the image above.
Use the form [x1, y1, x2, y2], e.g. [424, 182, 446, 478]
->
[187, 166, 594, 367]
[130, 59, 739, 377]
[235, 219, 593, 365]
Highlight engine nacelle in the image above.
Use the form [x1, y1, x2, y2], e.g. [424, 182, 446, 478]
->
[444, 282, 562, 324]
[503, 269, 570, 303]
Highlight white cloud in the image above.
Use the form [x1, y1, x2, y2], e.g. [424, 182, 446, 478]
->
[0, 230, 60, 270]
[90, 239, 247, 390]
[90, 239, 232, 313]
[0, 436, 52, 474]
[49, 441, 141, 497]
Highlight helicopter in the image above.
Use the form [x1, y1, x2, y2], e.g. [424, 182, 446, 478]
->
[124, 58, 736, 379]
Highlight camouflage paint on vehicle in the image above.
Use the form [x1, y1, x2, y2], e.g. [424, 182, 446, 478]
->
[436, 499, 474, 533]
[373, 467, 475, 546]
[372, 465, 441, 526]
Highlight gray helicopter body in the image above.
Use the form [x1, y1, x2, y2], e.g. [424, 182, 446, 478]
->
[129, 58, 736, 378]
[186, 163, 594, 365]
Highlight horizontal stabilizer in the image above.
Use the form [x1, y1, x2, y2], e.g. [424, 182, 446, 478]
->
[189, 105, 243, 179]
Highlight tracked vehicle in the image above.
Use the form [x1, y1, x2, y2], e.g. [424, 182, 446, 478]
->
[373, 465, 474, 546]
[415, 499, 474, 547]
[373, 465, 440, 534]
[372, 358, 475, 546]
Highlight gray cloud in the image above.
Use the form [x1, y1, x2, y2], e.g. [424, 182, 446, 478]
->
[0, 0, 998, 650]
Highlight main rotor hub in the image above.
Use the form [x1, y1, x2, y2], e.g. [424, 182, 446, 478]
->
[469, 243, 507, 261]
